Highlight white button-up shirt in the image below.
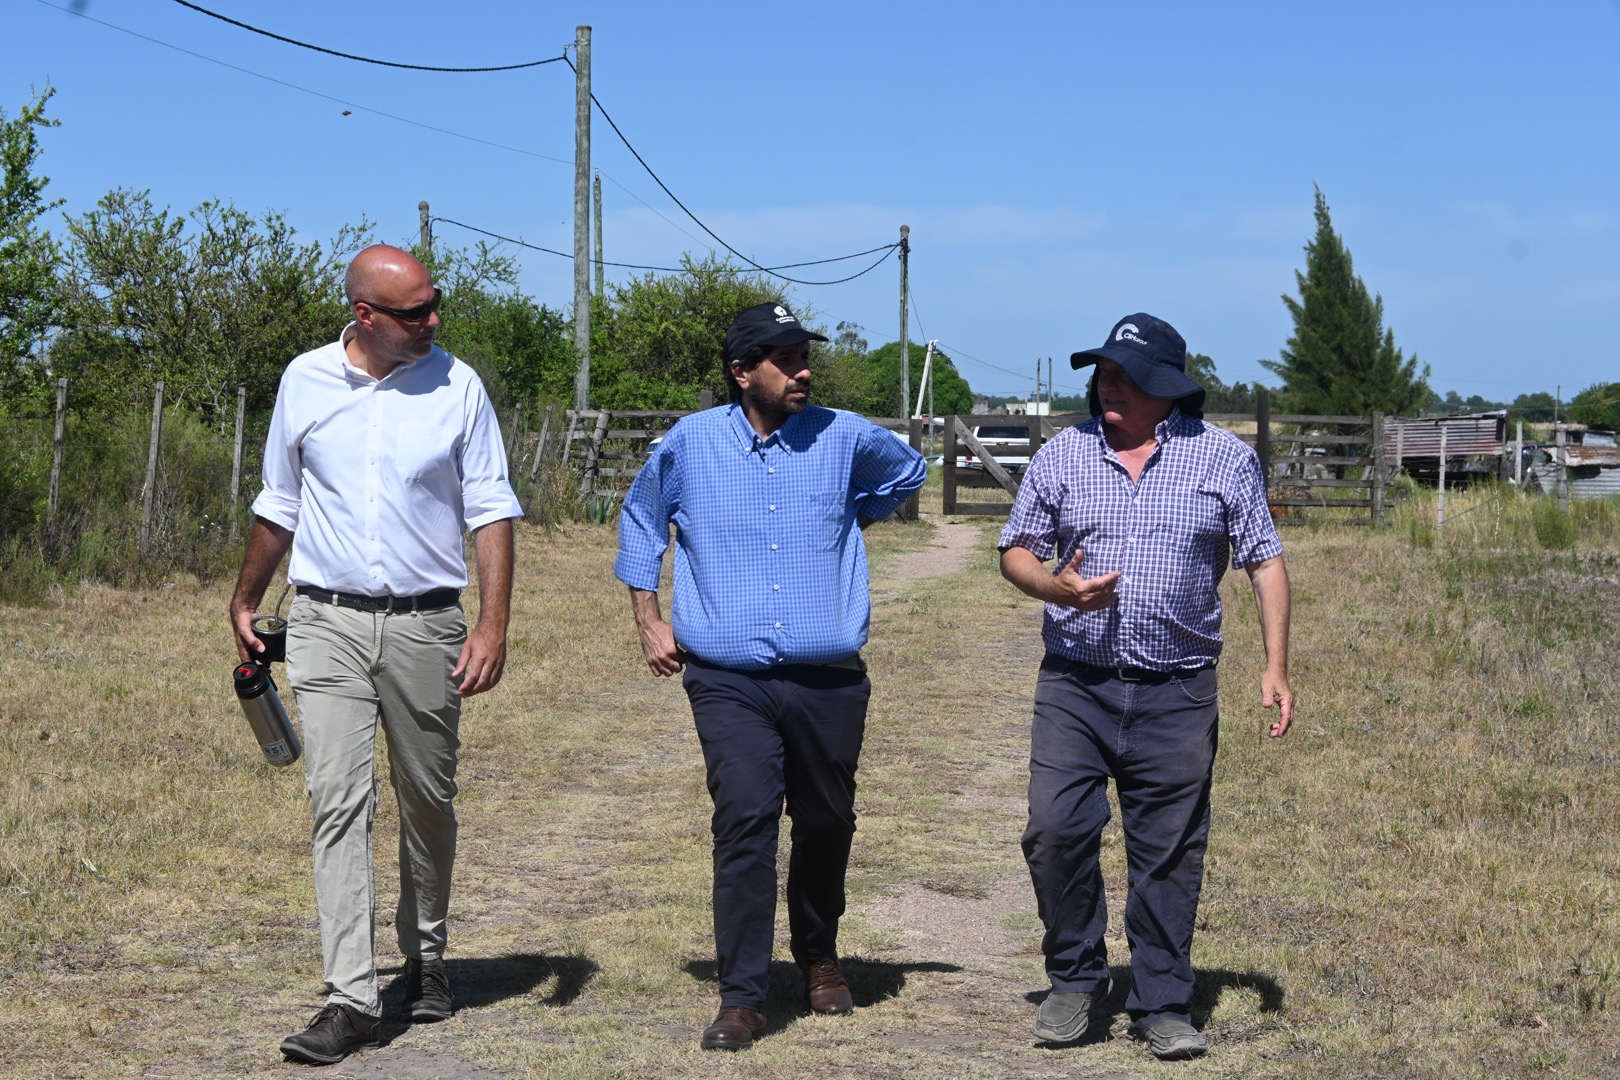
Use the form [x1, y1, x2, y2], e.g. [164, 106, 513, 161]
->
[251, 324, 523, 596]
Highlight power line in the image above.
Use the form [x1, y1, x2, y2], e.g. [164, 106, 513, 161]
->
[433, 217, 898, 283]
[564, 56, 883, 288]
[35, 0, 574, 166]
[170, 0, 568, 72]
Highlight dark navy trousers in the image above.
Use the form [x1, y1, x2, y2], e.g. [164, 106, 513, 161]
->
[682, 657, 871, 1010]
[1022, 654, 1220, 1024]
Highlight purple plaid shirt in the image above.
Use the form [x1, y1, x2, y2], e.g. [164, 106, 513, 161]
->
[998, 409, 1282, 670]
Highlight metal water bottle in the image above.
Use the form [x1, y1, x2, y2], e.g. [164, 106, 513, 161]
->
[234, 660, 301, 767]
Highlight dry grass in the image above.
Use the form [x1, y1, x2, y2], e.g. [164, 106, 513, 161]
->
[2, 487, 1619, 1078]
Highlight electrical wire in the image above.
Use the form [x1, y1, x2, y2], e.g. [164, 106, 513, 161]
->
[34, 0, 575, 166]
[564, 56, 894, 287]
[433, 217, 898, 282]
[170, 0, 567, 72]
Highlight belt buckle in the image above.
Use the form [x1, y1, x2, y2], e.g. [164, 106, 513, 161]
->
[1116, 666, 1143, 683]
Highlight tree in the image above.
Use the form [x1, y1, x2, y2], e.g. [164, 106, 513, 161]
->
[0, 85, 64, 410]
[590, 254, 789, 410]
[1510, 391, 1558, 422]
[1262, 187, 1430, 416]
[1184, 352, 1256, 414]
[860, 341, 974, 416]
[55, 190, 366, 420]
[1567, 382, 1620, 432]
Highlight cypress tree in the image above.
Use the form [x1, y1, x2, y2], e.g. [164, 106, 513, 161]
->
[1263, 187, 1429, 416]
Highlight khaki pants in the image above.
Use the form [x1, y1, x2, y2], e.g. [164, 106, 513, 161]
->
[286, 594, 465, 1016]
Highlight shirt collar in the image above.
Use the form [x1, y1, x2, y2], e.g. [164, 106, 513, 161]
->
[338, 321, 428, 386]
[727, 402, 803, 453]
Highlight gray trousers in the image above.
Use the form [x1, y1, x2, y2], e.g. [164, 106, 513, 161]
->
[286, 594, 465, 1016]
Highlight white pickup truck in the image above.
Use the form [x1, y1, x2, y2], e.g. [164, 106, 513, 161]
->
[955, 423, 1037, 474]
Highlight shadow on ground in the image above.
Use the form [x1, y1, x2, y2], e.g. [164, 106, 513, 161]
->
[683, 956, 964, 1035]
[1023, 964, 1285, 1047]
[369, 952, 598, 1044]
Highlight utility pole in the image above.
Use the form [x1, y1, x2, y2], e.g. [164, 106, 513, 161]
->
[898, 225, 910, 420]
[572, 25, 593, 414]
[593, 169, 604, 298]
[1047, 357, 1053, 412]
[418, 200, 431, 256]
[1034, 360, 1042, 412]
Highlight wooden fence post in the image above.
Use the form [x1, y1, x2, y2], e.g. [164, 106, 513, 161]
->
[139, 380, 165, 558]
[47, 377, 67, 535]
[1371, 412, 1386, 528]
[900, 417, 923, 521]
[1437, 425, 1447, 528]
[529, 405, 555, 483]
[229, 385, 246, 542]
[507, 403, 524, 461]
[1556, 425, 1569, 514]
[583, 411, 610, 496]
[942, 415, 959, 516]
[1255, 389, 1272, 494]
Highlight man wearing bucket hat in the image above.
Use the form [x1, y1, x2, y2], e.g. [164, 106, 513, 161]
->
[997, 312, 1292, 1060]
[615, 301, 926, 1050]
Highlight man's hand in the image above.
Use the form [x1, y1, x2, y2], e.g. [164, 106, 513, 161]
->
[1246, 555, 1293, 739]
[230, 517, 295, 662]
[453, 621, 507, 696]
[1000, 544, 1119, 611]
[630, 587, 684, 677]
[1260, 668, 1293, 738]
[458, 518, 515, 697]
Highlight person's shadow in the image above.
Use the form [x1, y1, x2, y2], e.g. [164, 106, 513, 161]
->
[1026, 965, 1284, 1047]
[683, 957, 963, 1037]
[375, 952, 598, 1044]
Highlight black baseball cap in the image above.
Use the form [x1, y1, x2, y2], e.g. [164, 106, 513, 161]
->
[724, 302, 828, 364]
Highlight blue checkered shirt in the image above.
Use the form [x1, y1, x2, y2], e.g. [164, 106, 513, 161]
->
[998, 409, 1282, 670]
[615, 404, 928, 671]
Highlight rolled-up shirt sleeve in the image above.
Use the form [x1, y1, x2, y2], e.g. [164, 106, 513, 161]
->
[851, 426, 927, 521]
[997, 452, 1059, 560]
[250, 376, 303, 532]
[458, 379, 524, 529]
[1226, 449, 1283, 568]
[614, 438, 679, 591]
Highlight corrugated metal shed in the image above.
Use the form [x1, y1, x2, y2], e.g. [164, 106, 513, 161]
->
[1385, 413, 1508, 458]
[1530, 444, 1620, 499]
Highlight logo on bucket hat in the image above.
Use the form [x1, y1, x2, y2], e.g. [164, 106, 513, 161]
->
[1071, 312, 1206, 414]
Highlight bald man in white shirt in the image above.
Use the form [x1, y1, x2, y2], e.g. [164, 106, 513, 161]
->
[230, 244, 521, 1066]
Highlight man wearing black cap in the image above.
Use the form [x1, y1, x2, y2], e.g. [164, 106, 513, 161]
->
[615, 301, 927, 1049]
[997, 313, 1293, 1060]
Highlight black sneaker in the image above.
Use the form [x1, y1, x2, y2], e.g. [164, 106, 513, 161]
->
[402, 957, 454, 1022]
[279, 1003, 380, 1065]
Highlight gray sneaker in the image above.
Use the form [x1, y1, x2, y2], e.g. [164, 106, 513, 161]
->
[1032, 977, 1112, 1043]
[1134, 1016, 1208, 1060]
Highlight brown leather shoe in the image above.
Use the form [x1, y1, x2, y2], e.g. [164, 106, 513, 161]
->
[700, 1006, 766, 1050]
[800, 956, 854, 1015]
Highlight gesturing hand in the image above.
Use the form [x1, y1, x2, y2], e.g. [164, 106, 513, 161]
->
[1047, 547, 1121, 612]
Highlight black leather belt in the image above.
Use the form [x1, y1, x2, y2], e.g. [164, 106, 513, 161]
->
[297, 586, 460, 613]
[1081, 661, 1215, 685]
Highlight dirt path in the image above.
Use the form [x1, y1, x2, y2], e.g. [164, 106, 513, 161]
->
[884, 514, 987, 582]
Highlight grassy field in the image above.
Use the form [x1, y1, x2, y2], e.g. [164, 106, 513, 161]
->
[2, 483, 1619, 1078]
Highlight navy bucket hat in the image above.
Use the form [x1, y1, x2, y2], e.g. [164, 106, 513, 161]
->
[1071, 312, 1206, 418]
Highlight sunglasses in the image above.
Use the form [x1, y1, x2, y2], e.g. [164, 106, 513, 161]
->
[358, 287, 442, 323]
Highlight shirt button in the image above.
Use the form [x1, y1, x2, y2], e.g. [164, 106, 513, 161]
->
[771, 544, 778, 551]
[768, 467, 775, 474]
[774, 622, 782, 629]
[773, 584, 780, 591]
[769, 505, 777, 512]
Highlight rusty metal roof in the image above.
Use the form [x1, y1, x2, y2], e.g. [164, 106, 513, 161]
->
[1386, 414, 1508, 457]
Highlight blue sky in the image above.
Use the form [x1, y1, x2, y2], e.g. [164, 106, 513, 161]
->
[6, 0, 1619, 403]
